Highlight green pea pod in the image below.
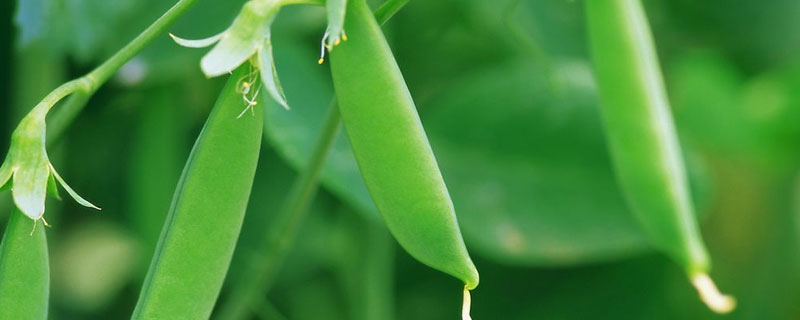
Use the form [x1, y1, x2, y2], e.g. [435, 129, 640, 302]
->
[0, 209, 49, 320]
[585, 0, 734, 313]
[131, 66, 263, 319]
[329, 0, 478, 297]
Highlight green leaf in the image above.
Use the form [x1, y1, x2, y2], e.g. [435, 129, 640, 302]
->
[425, 60, 645, 265]
[671, 51, 800, 170]
[51, 222, 139, 312]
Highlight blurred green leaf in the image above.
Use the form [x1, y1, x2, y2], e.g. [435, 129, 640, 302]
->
[671, 50, 800, 170]
[423, 60, 641, 265]
[51, 221, 140, 312]
[127, 87, 186, 272]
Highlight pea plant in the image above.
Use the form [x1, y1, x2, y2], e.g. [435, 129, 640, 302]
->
[8, 0, 799, 318]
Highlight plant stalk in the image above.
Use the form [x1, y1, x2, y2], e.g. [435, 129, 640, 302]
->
[38, 0, 199, 141]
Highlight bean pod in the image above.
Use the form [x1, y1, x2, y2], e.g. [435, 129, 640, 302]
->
[0, 209, 49, 320]
[329, 0, 479, 290]
[131, 66, 264, 319]
[585, 0, 734, 313]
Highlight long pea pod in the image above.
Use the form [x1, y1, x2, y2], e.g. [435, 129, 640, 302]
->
[131, 66, 263, 319]
[328, 0, 479, 312]
[585, 0, 734, 313]
[0, 209, 49, 320]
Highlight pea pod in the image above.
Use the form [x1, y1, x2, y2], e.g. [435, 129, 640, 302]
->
[131, 66, 263, 319]
[0, 209, 49, 320]
[328, 0, 478, 295]
[585, 0, 734, 313]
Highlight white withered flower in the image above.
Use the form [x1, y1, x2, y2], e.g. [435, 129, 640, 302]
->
[0, 108, 100, 227]
[170, 0, 289, 109]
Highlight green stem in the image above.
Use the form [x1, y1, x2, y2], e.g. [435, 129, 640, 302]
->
[83, 0, 199, 91]
[501, 0, 561, 98]
[361, 223, 394, 320]
[336, 212, 394, 320]
[29, 0, 199, 138]
[214, 102, 341, 320]
[46, 92, 90, 146]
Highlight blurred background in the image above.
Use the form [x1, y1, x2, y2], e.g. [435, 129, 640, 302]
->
[1, 0, 800, 319]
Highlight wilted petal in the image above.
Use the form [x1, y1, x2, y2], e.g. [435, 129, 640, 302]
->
[49, 163, 100, 211]
[325, 0, 347, 47]
[258, 37, 288, 109]
[7, 113, 50, 219]
[169, 31, 226, 48]
[2, 89, 99, 220]
[201, 2, 277, 77]
[12, 157, 50, 220]
[201, 36, 258, 77]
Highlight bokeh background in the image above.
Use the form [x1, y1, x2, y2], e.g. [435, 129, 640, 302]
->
[1, 0, 799, 319]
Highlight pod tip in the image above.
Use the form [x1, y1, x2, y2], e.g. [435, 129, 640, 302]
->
[462, 286, 473, 320]
[691, 273, 736, 314]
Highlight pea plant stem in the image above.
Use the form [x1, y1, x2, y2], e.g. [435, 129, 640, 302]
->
[361, 224, 395, 320]
[338, 213, 394, 320]
[32, 0, 199, 140]
[83, 0, 198, 91]
[46, 92, 90, 146]
[215, 102, 341, 320]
